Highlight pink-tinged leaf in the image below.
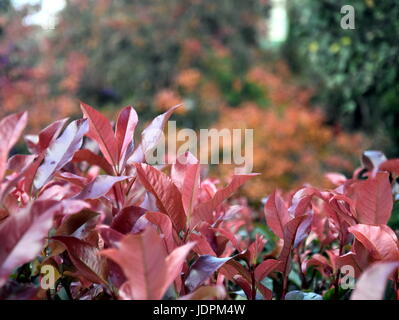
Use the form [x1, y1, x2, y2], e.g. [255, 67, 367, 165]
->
[255, 259, 281, 282]
[351, 172, 393, 224]
[379, 159, 399, 176]
[351, 261, 399, 300]
[0, 112, 28, 181]
[325, 172, 347, 186]
[97, 226, 124, 248]
[334, 252, 363, 278]
[135, 163, 186, 232]
[128, 104, 181, 164]
[102, 227, 192, 299]
[115, 106, 138, 167]
[26, 118, 68, 154]
[189, 233, 217, 256]
[145, 212, 177, 253]
[111, 206, 146, 234]
[233, 275, 253, 299]
[191, 174, 258, 226]
[185, 255, 231, 292]
[264, 190, 289, 238]
[101, 227, 167, 299]
[34, 119, 89, 189]
[278, 215, 312, 276]
[73, 175, 129, 200]
[172, 152, 200, 220]
[7, 154, 36, 172]
[162, 241, 196, 295]
[179, 285, 226, 300]
[73, 149, 114, 175]
[0, 200, 82, 286]
[81, 102, 119, 167]
[52, 236, 108, 285]
[348, 224, 399, 261]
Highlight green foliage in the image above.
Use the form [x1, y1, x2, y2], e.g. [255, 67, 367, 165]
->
[286, 0, 399, 153]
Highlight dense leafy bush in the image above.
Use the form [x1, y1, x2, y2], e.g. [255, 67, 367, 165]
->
[286, 0, 399, 152]
[1, 105, 399, 300]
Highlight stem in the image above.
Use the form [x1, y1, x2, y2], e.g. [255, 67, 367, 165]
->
[295, 248, 307, 289]
[250, 267, 256, 300]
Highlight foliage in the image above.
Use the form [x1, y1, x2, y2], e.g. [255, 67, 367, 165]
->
[286, 0, 399, 152]
[1, 106, 399, 300]
[0, 4, 86, 133]
[213, 63, 366, 200]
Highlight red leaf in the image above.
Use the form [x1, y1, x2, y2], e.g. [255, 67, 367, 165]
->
[0, 112, 28, 181]
[145, 212, 177, 253]
[115, 106, 138, 167]
[348, 224, 399, 261]
[379, 159, 399, 176]
[255, 259, 281, 282]
[278, 215, 312, 277]
[185, 255, 231, 292]
[111, 206, 146, 234]
[264, 190, 289, 238]
[73, 175, 129, 200]
[0, 200, 83, 286]
[191, 174, 258, 226]
[52, 236, 108, 285]
[34, 119, 89, 189]
[128, 104, 181, 163]
[351, 261, 399, 300]
[172, 152, 200, 220]
[135, 163, 186, 232]
[351, 172, 393, 224]
[101, 227, 193, 299]
[73, 149, 114, 175]
[26, 118, 68, 154]
[81, 102, 119, 168]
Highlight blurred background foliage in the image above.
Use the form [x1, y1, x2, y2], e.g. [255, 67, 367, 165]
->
[286, 0, 399, 154]
[4, 0, 398, 200]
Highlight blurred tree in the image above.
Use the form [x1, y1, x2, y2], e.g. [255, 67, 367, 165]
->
[285, 0, 399, 154]
[48, 0, 270, 126]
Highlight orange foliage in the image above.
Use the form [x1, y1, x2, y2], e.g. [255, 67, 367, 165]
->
[213, 64, 367, 200]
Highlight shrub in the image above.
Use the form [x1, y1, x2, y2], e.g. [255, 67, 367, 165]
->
[0, 106, 398, 300]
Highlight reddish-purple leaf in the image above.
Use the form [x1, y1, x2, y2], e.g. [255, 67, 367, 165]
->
[101, 227, 193, 300]
[351, 172, 393, 225]
[264, 190, 289, 238]
[145, 212, 177, 253]
[278, 215, 312, 276]
[0, 112, 28, 181]
[111, 206, 147, 234]
[81, 102, 119, 167]
[255, 259, 281, 282]
[73, 175, 129, 200]
[135, 163, 186, 232]
[185, 255, 231, 292]
[52, 236, 108, 284]
[191, 174, 258, 226]
[0, 200, 83, 286]
[73, 149, 114, 175]
[128, 104, 181, 164]
[115, 106, 138, 167]
[351, 261, 399, 300]
[25, 118, 68, 154]
[34, 119, 89, 189]
[348, 224, 399, 261]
